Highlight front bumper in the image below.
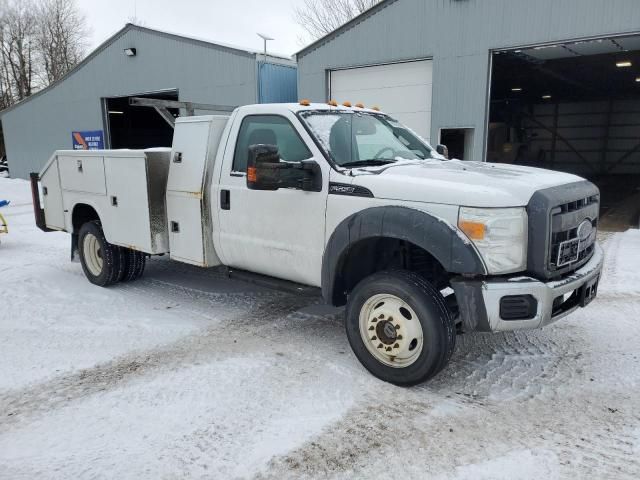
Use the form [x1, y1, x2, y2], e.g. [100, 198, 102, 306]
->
[452, 243, 604, 332]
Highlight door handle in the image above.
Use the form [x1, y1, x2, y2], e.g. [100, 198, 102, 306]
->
[221, 189, 230, 210]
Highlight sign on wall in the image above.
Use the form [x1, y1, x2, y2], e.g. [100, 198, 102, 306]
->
[72, 130, 104, 150]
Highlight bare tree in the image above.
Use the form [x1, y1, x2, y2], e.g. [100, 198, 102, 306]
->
[294, 0, 381, 41]
[36, 0, 87, 84]
[0, 0, 87, 108]
[0, 0, 38, 101]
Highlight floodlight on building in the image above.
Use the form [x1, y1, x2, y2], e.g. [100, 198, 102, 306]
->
[124, 48, 137, 57]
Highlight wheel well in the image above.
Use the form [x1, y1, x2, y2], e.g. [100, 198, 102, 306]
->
[72, 204, 100, 233]
[331, 237, 450, 306]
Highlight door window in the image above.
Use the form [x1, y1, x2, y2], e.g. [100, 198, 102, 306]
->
[233, 115, 312, 172]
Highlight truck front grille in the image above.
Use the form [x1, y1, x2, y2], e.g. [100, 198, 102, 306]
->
[527, 181, 600, 280]
[548, 195, 599, 273]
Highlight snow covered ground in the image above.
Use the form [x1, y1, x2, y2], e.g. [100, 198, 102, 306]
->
[1, 176, 639, 479]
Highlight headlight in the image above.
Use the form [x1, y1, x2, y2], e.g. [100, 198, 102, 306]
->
[458, 207, 528, 274]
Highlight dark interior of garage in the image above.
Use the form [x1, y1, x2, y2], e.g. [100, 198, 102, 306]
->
[105, 91, 178, 150]
[488, 35, 640, 229]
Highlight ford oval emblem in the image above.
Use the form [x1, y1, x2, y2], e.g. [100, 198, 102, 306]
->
[577, 219, 594, 243]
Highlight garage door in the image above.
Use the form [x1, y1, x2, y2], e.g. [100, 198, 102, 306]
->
[329, 60, 433, 140]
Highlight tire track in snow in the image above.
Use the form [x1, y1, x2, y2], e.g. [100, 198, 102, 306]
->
[257, 387, 640, 479]
[0, 293, 314, 430]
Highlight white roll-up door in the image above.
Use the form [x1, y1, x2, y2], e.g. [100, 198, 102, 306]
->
[329, 60, 433, 140]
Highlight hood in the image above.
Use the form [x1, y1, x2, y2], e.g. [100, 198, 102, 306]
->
[350, 160, 585, 207]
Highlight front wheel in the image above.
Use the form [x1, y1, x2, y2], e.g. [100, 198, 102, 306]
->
[345, 270, 456, 386]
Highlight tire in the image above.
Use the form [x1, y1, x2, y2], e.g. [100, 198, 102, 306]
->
[119, 248, 146, 282]
[345, 270, 456, 386]
[78, 220, 124, 287]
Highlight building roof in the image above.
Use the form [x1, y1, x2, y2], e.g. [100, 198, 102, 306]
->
[0, 23, 294, 117]
[296, 0, 398, 59]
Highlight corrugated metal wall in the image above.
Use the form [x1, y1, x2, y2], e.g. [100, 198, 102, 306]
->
[297, 0, 640, 163]
[258, 62, 298, 103]
[1, 26, 261, 179]
[522, 100, 640, 176]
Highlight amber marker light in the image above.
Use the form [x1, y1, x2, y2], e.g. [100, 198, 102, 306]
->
[372, 105, 380, 111]
[247, 167, 257, 183]
[342, 101, 352, 107]
[355, 103, 365, 108]
[328, 99, 338, 107]
[299, 99, 311, 106]
[458, 220, 486, 241]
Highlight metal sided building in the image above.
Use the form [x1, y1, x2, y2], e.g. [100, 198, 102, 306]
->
[1, 24, 297, 179]
[297, 0, 640, 200]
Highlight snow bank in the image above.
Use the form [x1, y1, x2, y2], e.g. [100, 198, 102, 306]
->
[599, 229, 640, 295]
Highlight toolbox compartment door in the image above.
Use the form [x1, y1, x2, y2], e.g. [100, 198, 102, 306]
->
[58, 154, 106, 195]
[101, 151, 171, 254]
[103, 155, 154, 251]
[167, 120, 211, 193]
[166, 190, 220, 267]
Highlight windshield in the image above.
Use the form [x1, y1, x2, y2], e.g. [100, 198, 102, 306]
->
[299, 110, 438, 167]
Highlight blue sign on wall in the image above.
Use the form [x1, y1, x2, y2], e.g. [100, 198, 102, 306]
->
[72, 130, 104, 150]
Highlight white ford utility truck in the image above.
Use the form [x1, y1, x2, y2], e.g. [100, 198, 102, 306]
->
[31, 102, 603, 385]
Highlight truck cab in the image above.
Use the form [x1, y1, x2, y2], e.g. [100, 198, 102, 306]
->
[33, 102, 603, 386]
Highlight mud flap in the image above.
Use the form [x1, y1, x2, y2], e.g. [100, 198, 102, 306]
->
[71, 233, 79, 262]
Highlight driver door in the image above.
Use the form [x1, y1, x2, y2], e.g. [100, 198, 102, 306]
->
[216, 108, 329, 287]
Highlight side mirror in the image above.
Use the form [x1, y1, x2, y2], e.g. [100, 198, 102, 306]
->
[247, 144, 322, 192]
[436, 144, 449, 159]
[247, 144, 281, 191]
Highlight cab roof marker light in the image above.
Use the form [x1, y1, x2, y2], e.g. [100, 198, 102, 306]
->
[355, 103, 365, 108]
[328, 100, 338, 107]
[371, 105, 380, 111]
[299, 99, 311, 106]
[342, 101, 352, 107]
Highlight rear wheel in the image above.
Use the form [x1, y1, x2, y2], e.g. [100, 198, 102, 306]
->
[345, 270, 456, 386]
[119, 248, 146, 282]
[78, 221, 123, 286]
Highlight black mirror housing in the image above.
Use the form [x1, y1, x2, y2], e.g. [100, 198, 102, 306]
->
[436, 144, 449, 159]
[247, 144, 322, 192]
[247, 144, 281, 190]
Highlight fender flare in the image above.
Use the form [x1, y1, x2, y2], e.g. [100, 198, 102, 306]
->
[322, 206, 487, 305]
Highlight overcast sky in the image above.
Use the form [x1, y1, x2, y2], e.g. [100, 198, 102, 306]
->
[77, 0, 309, 58]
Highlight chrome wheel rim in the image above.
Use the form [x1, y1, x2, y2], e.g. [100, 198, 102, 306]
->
[359, 293, 424, 368]
[83, 233, 103, 277]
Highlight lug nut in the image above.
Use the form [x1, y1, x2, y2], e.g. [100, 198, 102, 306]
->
[397, 335, 403, 340]
[395, 324, 400, 330]
[394, 343, 400, 348]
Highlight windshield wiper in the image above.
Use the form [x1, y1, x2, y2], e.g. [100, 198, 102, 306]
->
[340, 159, 398, 168]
